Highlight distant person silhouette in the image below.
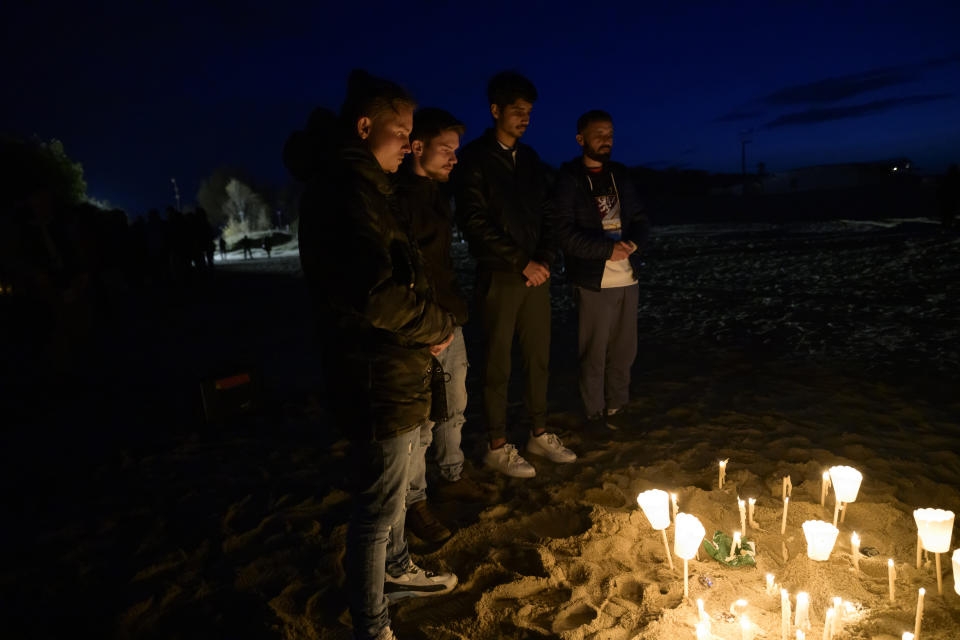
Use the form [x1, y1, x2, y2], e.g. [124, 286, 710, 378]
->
[262, 234, 272, 258]
[219, 236, 227, 260]
[241, 235, 253, 259]
[938, 164, 959, 230]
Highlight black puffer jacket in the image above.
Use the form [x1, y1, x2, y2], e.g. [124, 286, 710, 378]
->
[452, 129, 555, 276]
[552, 158, 650, 290]
[396, 169, 468, 326]
[299, 142, 453, 440]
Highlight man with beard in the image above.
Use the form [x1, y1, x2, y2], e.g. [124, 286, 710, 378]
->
[553, 110, 650, 427]
[396, 108, 487, 544]
[296, 71, 457, 640]
[454, 71, 576, 478]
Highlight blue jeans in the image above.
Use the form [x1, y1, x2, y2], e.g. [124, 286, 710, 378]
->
[407, 327, 468, 507]
[346, 427, 419, 640]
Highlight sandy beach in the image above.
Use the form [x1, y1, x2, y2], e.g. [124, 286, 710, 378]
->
[3, 218, 958, 639]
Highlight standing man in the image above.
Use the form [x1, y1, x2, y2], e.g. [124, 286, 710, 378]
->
[397, 108, 487, 544]
[454, 71, 576, 478]
[553, 110, 650, 425]
[297, 71, 457, 640]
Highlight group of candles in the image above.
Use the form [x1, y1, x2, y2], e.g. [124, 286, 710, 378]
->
[636, 460, 960, 639]
[693, 588, 857, 640]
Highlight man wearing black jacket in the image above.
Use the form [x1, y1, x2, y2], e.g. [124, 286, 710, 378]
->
[454, 71, 576, 478]
[296, 72, 457, 640]
[396, 108, 487, 544]
[553, 110, 650, 424]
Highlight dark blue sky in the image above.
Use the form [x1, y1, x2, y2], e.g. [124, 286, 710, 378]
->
[2, 1, 958, 213]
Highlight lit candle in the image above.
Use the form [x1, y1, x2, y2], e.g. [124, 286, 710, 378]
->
[888, 558, 896, 603]
[695, 621, 709, 640]
[851, 532, 860, 573]
[781, 588, 791, 640]
[781, 496, 790, 534]
[833, 497, 842, 528]
[719, 458, 728, 489]
[794, 592, 810, 630]
[670, 492, 678, 521]
[748, 497, 758, 528]
[916, 533, 923, 569]
[730, 531, 742, 560]
[903, 633, 915, 640]
[913, 508, 955, 595]
[832, 597, 842, 631]
[914, 588, 924, 639]
[796, 631, 805, 640]
[697, 598, 711, 633]
[820, 470, 831, 506]
[741, 614, 755, 640]
[738, 497, 747, 535]
[802, 520, 839, 561]
[822, 608, 835, 640]
[766, 573, 775, 595]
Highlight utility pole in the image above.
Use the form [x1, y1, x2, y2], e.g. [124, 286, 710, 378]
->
[171, 177, 181, 211]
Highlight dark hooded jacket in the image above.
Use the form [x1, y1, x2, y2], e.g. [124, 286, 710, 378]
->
[395, 169, 468, 326]
[452, 129, 555, 276]
[298, 141, 453, 440]
[552, 158, 650, 290]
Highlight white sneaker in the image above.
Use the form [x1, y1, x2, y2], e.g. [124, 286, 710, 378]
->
[384, 562, 457, 603]
[484, 443, 536, 478]
[526, 431, 577, 463]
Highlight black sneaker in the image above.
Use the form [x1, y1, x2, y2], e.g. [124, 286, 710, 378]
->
[384, 563, 457, 603]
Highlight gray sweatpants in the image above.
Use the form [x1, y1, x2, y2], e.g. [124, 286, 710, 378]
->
[575, 284, 639, 417]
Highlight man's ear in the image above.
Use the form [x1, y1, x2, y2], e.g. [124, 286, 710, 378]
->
[490, 103, 500, 121]
[575, 133, 585, 148]
[356, 116, 373, 140]
[411, 139, 424, 157]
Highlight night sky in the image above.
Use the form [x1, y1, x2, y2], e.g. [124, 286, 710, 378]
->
[3, 1, 958, 214]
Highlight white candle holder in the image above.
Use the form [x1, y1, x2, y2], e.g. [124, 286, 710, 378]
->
[914, 508, 955, 595]
[802, 520, 839, 561]
[674, 512, 705, 599]
[953, 548, 960, 596]
[913, 508, 954, 553]
[637, 489, 670, 530]
[829, 465, 862, 502]
[637, 489, 674, 571]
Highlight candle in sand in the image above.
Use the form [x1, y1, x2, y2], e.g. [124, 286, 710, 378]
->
[738, 497, 747, 535]
[781, 496, 790, 535]
[822, 608, 835, 640]
[914, 588, 924, 639]
[820, 470, 831, 506]
[719, 458, 728, 488]
[888, 558, 896, 603]
[794, 592, 810, 630]
[748, 497, 758, 528]
[741, 614, 754, 640]
[766, 573, 775, 595]
[851, 532, 860, 572]
[780, 588, 791, 640]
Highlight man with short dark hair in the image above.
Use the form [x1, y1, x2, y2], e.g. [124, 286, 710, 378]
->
[553, 110, 650, 426]
[297, 71, 457, 640]
[454, 71, 576, 478]
[396, 108, 486, 543]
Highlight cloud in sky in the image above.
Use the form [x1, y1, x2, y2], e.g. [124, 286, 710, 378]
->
[762, 93, 954, 129]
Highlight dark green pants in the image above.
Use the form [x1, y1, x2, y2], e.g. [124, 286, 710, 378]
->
[478, 270, 550, 441]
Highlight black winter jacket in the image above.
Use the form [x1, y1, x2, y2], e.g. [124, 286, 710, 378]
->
[298, 142, 453, 440]
[453, 129, 556, 276]
[552, 158, 650, 290]
[396, 169, 468, 326]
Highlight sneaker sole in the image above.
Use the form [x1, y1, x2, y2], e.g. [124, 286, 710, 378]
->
[526, 447, 577, 464]
[385, 581, 457, 603]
